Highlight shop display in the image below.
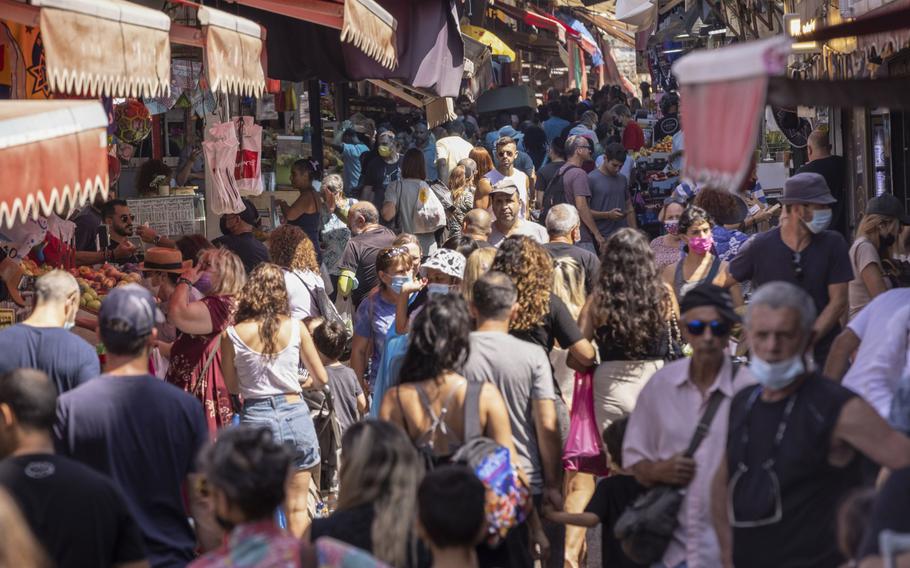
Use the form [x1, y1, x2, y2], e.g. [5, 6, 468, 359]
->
[114, 99, 153, 144]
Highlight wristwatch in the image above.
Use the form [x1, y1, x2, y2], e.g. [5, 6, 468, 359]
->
[177, 277, 193, 287]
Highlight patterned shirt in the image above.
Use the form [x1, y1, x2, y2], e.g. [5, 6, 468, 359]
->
[190, 520, 301, 568]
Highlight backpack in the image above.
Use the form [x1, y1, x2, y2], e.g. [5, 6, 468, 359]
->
[404, 380, 532, 546]
[411, 182, 447, 234]
[540, 164, 582, 224]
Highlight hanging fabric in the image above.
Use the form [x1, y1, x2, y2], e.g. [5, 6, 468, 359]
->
[232, 116, 263, 196]
[203, 121, 244, 215]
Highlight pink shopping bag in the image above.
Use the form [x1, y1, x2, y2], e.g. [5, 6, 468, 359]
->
[562, 370, 611, 476]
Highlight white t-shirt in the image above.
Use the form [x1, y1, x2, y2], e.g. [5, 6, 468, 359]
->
[284, 268, 325, 320]
[489, 219, 549, 247]
[842, 288, 910, 418]
[484, 168, 530, 219]
[436, 135, 475, 183]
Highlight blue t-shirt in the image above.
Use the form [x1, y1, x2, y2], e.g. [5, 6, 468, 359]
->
[542, 117, 570, 143]
[55, 374, 208, 568]
[422, 142, 438, 181]
[0, 324, 99, 394]
[342, 143, 369, 192]
[353, 293, 397, 387]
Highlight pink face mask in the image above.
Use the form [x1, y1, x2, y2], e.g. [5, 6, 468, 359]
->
[688, 234, 714, 255]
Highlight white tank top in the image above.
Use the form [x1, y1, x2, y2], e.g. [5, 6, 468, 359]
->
[225, 321, 303, 399]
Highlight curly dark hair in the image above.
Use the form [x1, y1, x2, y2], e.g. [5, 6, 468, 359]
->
[233, 263, 290, 359]
[678, 205, 714, 254]
[268, 225, 320, 274]
[398, 294, 472, 384]
[590, 228, 669, 358]
[491, 236, 553, 331]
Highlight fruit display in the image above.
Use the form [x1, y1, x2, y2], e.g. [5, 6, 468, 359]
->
[650, 136, 673, 153]
[19, 259, 49, 277]
[70, 264, 142, 300]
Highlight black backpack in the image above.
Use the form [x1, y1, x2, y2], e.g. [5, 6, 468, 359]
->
[540, 164, 582, 224]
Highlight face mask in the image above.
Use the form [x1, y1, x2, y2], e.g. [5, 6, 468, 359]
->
[880, 233, 897, 250]
[195, 272, 213, 295]
[804, 209, 832, 234]
[377, 145, 392, 158]
[664, 220, 679, 235]
[390, 274, 411, 294]
[688, 234, 714, 255]
[427, 283, 452, 297]
[749, 354, 805, 391]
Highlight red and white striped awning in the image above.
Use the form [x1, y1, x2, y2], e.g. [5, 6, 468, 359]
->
[672, 36, 791, 192]
[0, 100, 109, 229]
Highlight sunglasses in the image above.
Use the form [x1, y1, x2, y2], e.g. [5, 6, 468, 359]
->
[684, 319, 731, 337]
[378, 246, 411, 260]
[497, 151, 515, 158]
[791, 252, 803, 282]
[120, 214, 135, 223]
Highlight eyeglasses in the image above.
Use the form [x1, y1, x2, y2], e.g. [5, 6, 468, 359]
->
[791, 252, 803, 282]
[684, 319, 731, 337]
[119, 214, 135, 223]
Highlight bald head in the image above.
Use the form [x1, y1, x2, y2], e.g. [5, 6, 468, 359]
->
[463, 208, 492, 239]
[348, 201, 379, 234]
[807, 129, 832, 161]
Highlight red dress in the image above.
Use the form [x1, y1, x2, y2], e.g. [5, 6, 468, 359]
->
[165, 295, 234, 434]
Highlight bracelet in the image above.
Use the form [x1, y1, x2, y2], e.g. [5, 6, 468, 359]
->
[177, 277, 193, 287]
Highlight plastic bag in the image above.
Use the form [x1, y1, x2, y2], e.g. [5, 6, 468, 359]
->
[203, 121, 244, 215]
[232, 116, 263, 196]
[562, 370, 611, 476]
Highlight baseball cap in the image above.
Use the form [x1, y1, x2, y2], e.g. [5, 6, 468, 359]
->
[679, 283, 741, 323]
[779, 172, 836, 205]
[99, 284, 164, 341]
[866, 193, 910, 224]
[489, 180, 519, 197]
[420, 248, 466, 280]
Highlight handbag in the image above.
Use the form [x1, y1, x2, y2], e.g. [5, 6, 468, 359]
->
[614, 383, 730, 564]
[193, 337, 222, 400]
[562, 370, 611, 476]
[293, 271, 346, 329]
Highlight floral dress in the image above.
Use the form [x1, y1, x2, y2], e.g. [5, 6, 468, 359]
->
[650, 235, 683, 269]
[165, 295, 234, 434]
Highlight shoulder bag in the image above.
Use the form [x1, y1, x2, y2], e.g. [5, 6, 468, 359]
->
[613, 367, 736, 565]
[292, 271, 346, 329]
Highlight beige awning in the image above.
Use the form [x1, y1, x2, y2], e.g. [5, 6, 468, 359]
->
[368, 79, 455, 128]
[198, 6, 266, 98]
[32, 0, 171, 98]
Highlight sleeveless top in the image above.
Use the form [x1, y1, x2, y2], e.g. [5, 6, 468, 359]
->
[225, 322, 303, 399]
[674, 253, 721, 300]
[595, 324, 669, 362]
[727, 375, 860, 568]
[287, 210, 323, 264]
[398, 380, 483, 464]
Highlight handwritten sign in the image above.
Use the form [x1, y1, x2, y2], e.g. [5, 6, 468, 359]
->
[127, 196, 204, 238]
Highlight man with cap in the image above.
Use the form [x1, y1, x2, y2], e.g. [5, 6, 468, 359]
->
[729, 172, 853, 367]
[55, 285, 209, 568]
[711, 282, 910, 568]
[482, 136, 532, 220]
[489, 180, 549, 247]
[623, 283, 753, 568]
[213, 197, 269, 275]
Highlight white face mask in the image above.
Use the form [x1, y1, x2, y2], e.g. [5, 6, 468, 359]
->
[749, 354, 805, 390]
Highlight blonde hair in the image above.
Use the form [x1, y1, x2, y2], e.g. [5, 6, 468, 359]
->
[338, 421, 423, 568]
[856, 213, 899, 250]
[200, 248, 247, 297]
[448, 165, 468, 204]
[462, 247, 496, 304]
[552, 257, 586, 320]
[0, 488, 49, 568]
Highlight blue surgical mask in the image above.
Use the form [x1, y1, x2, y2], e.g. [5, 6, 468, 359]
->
[390, 275, 411, 294]
[749, 354, 805, 390]
[805, 209, 832, 234]
[427, 283, 452, 297]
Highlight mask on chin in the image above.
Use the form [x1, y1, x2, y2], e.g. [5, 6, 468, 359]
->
[749, 354, 806, 390]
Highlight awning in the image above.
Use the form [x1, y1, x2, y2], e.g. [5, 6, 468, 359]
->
[0, 100, 108, 229]
[463, 35, 495, 98]
[672, 36, 791, 192]
[32, 0, 171, 98]
[198, 6, 266, 98]
[614, 0, 658, 30]
[493, 3, 580, 43]
[234, 0, 398, 69]
[574, 11, 636, 48]
[367, 79, 455, 128]
[462, 24, 516, 62]
[555, 12, 604, 64]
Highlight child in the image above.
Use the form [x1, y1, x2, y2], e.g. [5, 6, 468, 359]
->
[418, 466, 486, 568]
[544, 416, 647, 568]
[308, 317, 367, 436]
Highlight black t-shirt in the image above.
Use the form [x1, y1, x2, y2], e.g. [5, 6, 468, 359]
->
[797, 156, 847, 237]
[729, 227, 852, 361]
[535, 160, 567, 195]
[858, 467, 910, 559]
[654, 115, 681, 140]
[584, 475, 647, 568]
[0, 454, 146, 568]
[213, 232, 269, 275]
[55, 375, 208, 568]
[727, 375, 860, 568]
[337, 226, 396, 307]
[0, 324, 100, 394]
[511, 294, 583, 354]
[545, 241, 601, 294]
[73, 206, 104, 252]
[361, 156, 401, 209]
[107, 238, 140, 265]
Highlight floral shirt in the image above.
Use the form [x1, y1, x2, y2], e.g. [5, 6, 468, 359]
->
[650, 235, 682, 269]
[321, 198, 357, 275]
[446, 188, 475, 239]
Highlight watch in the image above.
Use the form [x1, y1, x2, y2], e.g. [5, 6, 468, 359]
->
[177, 277, 193, 287]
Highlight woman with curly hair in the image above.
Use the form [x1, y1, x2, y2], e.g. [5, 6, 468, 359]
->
[220, 262, 328, 537]
[445, 165, 474, 239]
[491, 236, 595, 364]
[579, 228, 679, 434]
[469, 147, 495, 209]
[269, 224, 326, 320]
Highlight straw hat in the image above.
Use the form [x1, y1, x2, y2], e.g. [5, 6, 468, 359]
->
[140, 247, 191, 273]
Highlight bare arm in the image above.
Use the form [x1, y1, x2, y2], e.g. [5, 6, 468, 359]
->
[567, 298, 596, 372]
[356, 392, 368, 415]
[379, 387, 403, 426]
[474, 178, 493, 210]
[574, 196, 605, 248]
[168, 282, 214, 335]
[299, 321, 328, 388]
[630, 455, 696, 488]
[625, 197, 637, 229]
[395, 280, 424, 335]
[350, 334, 373, 394]
[533, 398, 563, 497]
[220, 332, 240, 395]
[860, 263, 889, 301]
[566, 339, 596, 369]
[835, 397, 910, 471]
[381, 201, 397, 223]
[823, 328, 859, 381]
[544, 509, 600, 528]
[813, 282, 848, 345]
[711, 459, 734, 568]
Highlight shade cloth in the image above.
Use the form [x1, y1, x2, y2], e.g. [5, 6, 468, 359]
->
[476, 85, 536, 115]
[198, 6, 265, 98]
[672, 36, 791, 192]
[614, 0, 658, 30]
[493, 2, 580, 42]
[462, 24, 516, 62]
[33, 0, 170, 98]
[0, 100, 108, 228]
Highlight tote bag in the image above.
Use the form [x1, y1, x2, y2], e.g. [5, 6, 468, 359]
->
[562, 370, 611, 476]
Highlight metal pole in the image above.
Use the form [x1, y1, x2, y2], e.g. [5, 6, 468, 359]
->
[308, 79, 324, 166]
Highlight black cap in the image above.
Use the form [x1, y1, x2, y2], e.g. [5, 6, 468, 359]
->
[866, 193, 910, 224]
[679, 283, 741, 323]
[238, 198, 261, 228]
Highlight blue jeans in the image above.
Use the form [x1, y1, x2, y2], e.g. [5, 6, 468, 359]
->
[241, 395, 320, 470]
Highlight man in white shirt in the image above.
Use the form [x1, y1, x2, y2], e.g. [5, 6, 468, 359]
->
[488, 180, 548, 246]
[435, 120, 474, 184]
[483, 136, 530, 220]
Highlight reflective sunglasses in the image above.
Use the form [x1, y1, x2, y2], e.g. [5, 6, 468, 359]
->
[684, 319, 731, 337]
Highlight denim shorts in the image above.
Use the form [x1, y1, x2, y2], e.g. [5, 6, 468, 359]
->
[241, 395, 321, 470]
